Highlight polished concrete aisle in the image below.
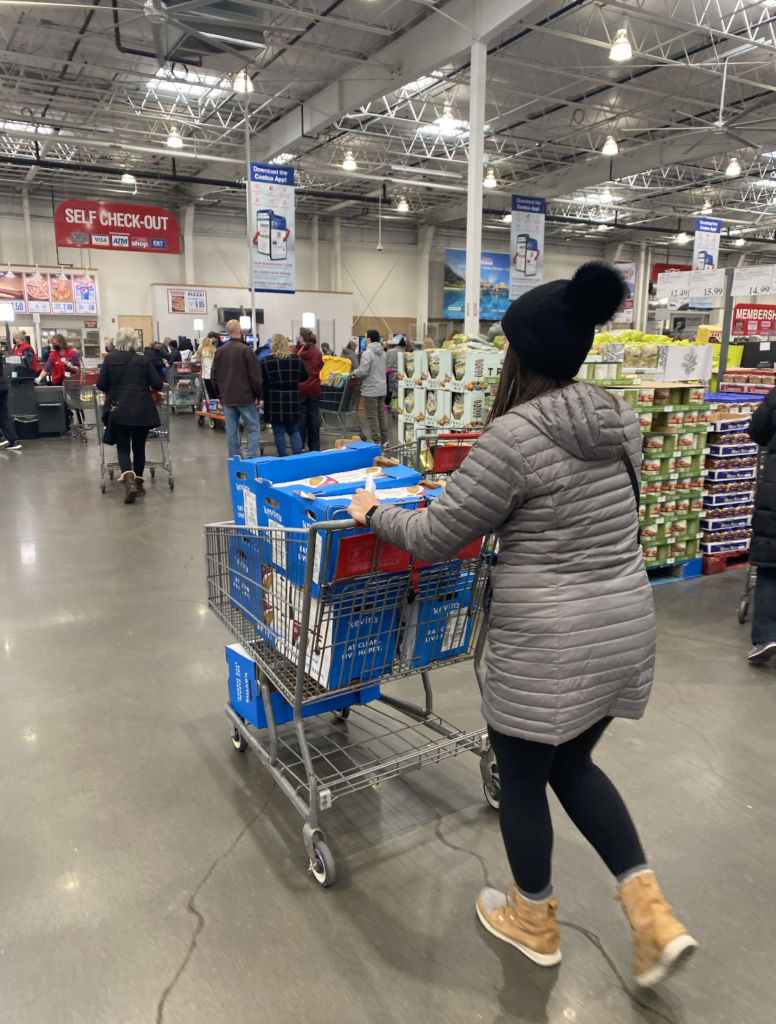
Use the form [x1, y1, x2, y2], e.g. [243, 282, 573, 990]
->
[1, 418, 774, 1024]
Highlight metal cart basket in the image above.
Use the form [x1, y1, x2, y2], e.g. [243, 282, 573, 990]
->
[205, 517, 498, 885]
[63, 370, 98, 443]
[96, 385, 174, 491]
[319, 374, 365, 441]
[386, 431, 481, 482]
[168, 363, 202, 414]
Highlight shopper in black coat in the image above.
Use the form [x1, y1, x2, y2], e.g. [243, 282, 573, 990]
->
[0, 350, 21, 449]
[98, 327, 164, 503]
[144, 343, 167, 377]
[261, 334, 308, 456]
[746, 389, 776, 661]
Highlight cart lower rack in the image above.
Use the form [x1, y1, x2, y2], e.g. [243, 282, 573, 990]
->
[205, 518, 499, 886]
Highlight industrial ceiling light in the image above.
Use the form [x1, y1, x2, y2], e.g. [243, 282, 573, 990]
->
[232, 69, 254, 93]
[609, 28, 632, 62]
[166, 127, 184, 149]
[121, 172, 136, 185]
[396, 197, 409, 212]
[483, 168, 498, 188]
[437, 103, 456, 134]
[600, 187, 613, 203]
[270, 152, 294, 164]
[502, 213, 512, 223]
[342, 150, 357, 171]
[57, 267, 68, 279]
[602, 136, 618, 156]
[676, 231, 690, 244]
[726, 156, 741, 176]
[735, 236, 746, 246]
[701, 199, 713, 214]
[597, 223, 612, 231]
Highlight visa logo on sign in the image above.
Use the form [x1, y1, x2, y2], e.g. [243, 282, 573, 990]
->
[111, 234, 129, 248]
[150, 238, 167, 250]
[92, 234, 109, 246]
[131, 237, 149, 249]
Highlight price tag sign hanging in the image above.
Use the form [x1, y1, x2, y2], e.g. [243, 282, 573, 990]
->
[656, 271, 690, 301]
[732, 265, 775, 296]
[688, 268, 725, 298]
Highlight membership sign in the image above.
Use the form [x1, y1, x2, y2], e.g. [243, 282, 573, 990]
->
[249, 163, 295, 293]
[509, 196, 546, 299]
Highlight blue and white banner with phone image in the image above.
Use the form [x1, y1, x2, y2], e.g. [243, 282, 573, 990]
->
[509, 195, 546, 299]
[249, 163, 295, 293]
[689, 217, 721, 310]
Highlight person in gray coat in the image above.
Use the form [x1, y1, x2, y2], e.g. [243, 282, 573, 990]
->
[352, 329, 388, 446]
[348, 263, 697, 986]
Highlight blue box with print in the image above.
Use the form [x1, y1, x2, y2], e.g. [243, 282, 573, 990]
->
[399, 569, 475, 670]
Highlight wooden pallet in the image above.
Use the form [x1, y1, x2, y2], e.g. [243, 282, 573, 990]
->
[702, 549, 750, 575]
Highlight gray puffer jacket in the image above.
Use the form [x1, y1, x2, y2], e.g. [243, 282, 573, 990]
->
[371, 381, 656, 744]
[352, 341, 387, 397]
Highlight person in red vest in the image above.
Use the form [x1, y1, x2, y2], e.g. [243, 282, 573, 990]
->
[36, 335, 81, 385]
[12, 331, 40, 374]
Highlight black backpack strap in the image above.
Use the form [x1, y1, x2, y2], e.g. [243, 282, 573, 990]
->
[621, 447, 641, 548]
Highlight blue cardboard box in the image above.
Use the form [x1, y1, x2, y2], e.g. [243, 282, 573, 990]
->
[399, 569, 475, 670]
[226, 643, 381, 727]
[228, 533, 269, 624]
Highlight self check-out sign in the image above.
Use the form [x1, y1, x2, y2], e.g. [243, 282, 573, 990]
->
[54, 199, 181, 253]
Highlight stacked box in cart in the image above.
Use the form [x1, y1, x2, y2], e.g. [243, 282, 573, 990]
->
[400, 569, 475, 670]
[226, 643, 380, 727]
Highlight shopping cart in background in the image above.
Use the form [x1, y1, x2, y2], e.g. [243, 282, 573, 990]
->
[320, 374, 366, 441]
[205, 516, 498, 886]
[739, 446, 767, 623]
[63, 369, 98, 443]
[167, 363, 202, 414]
[386, 432, 482, 483]
[96, 385, 174, 492]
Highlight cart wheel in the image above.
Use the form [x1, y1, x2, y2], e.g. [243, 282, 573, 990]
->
[70, 427, 77, 438]
[81, 434, 88, 444]
[108, 469, 114, 480]
[169, 476, 175, 490]
[333, 706, 350, 721]
[197, 416, 204, 428]
[150, 468, 155, 479]
[230, 725, 248, 752]
[100, 479, 106, 493]
[310, 841, 336, 887]
[739, 598, 750, 624]
[484, 767, 501, 811]
[171, 406, 176, 415]
[209, 417, 216, 429]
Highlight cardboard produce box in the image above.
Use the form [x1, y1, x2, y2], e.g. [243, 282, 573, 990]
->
[450, 350, 503, 393]
[448, 391, 488, 430]
[425, 348, 454, 390]
[398, 350, 427, 387]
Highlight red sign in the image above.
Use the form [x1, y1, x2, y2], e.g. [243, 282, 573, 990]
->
[733, 304, 776, 336]
[651, 262, 691, 282]
[84, 320, 98, 328]
[54, 199, 180, 254]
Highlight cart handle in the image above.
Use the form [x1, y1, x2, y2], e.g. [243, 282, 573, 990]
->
[436, 432, 481, 440]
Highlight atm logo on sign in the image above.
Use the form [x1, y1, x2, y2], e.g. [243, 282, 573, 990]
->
[150, 238, 167, 250]
[111, 234, 130, 248]
[131, 237, 149, 249]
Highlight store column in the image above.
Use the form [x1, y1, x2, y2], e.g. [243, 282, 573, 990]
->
[634, 242, 647, 331]
[464, 39, 486, 337]
[311, 215, 320, 290]
[183, 204, 195, 285]
[333, 217, 342, 291]
[416, 225, 434, 341]
[22, 186, 34, 265]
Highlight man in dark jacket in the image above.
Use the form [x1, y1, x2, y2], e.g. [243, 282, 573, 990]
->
[167, 341, 183, 365]
[210, 319, 264, 458]
[747, 392, 776, 662]
[0, 350, 21, 450]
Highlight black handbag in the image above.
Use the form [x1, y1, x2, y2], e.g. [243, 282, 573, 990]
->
[102, 354, 136, 446]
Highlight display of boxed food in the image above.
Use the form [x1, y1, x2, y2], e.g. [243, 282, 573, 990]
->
[399, 568, 475, 669]
[425, 348, 454, 390]
[705, 466, 756, 482]
[398, 349, 427, 387]
[448, 391, 488, 430]
[578, 362, 622, 381]
[643, 433, 673, 453]
[700, 512, 752, 532]
[449, 350, 503, 393]
[640, 521, 666, 543]
[720, 381, 773, 395]
[708, 442, 757, 457]
[411, 387, 426, 425]
[398, 384, 414, 423]
[424, 388, 452, 428]
[699, 537, 750, 555]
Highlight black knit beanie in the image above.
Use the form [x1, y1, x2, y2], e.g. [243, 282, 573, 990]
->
[500, 263, 627, 379]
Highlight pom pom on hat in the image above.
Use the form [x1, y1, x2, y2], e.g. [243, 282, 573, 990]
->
[566, 262, 628, 327]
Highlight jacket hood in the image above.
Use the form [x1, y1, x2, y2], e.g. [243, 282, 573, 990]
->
[513, 381, 630, 462]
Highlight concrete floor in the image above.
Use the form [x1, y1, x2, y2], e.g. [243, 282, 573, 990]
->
[1, 413, 774, 1024]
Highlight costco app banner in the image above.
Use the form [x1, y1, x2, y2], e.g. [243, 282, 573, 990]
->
[509, 195, 546, 299]
[54, 200, 181, 254]
[249, 163, 295, 293]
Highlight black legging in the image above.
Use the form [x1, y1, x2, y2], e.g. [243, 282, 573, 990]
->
[114, 425, 150, 477]
[489, 718, 646, 897]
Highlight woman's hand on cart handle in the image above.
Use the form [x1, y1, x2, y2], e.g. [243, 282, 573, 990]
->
[348, 489, 380, 526]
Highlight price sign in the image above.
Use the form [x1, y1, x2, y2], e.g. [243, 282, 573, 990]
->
[732, 265, 775, 296]
[689, 268, 725, 298]
[656, 271, 690, 300]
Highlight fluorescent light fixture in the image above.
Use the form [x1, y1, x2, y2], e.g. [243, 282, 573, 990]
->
[389, 164, 463, 179]
[270, 153, 294, 165]
[0, 302, 13, 321]
[701, 200, 713, 214]
[166, 127, 184, 149]
[193, 319, 204, 331]
[121, 172, 136, 185]
[397, 197, 409, 212]
[233, 69, 254, 93]
[602, 136, 619, 156]
[239, 315, 251, 329]
[597, 223, 613, 231]
[302, 312, 316, 329]
[502, 213, 512, 223]
[735, 237, 746, 246]
[726, 157, 741, 176]
[609, 28, 632, 62]
[484, 168, 498, 188]
[676, 232, 690, 244]
[600, 187, 613, 203]
[437, 103, 456, 134]
[342, 150, 357, 171]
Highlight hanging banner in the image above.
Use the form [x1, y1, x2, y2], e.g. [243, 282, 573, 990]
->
[509, 196, 545, 299]
[54, 199, 180, 253]
[689, 217, 721, 310]
[249, 163, 295, 293]
[443, 249, 511, 319]
[612, 261, 636, 323]
[733, 304, 776, 336]
[168, 288, 207, 314]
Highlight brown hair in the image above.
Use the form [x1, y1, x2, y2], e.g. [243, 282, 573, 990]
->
[298, 327, 316, 346]
[422, 336, 435, 349]
[345, 340, 356, 351]
[271, 333, 292, 358]
[486, 346, 573, 425]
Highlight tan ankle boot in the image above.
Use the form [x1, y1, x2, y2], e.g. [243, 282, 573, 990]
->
[476, 883, 561, 966]
[134, 475, 146, 497]
[119, 470, 136, 504]
[618, 872, 698, 986]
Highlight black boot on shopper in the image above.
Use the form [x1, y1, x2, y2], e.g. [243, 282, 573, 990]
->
[120, 470, 137, 503]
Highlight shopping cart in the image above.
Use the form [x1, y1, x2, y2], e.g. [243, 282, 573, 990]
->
[739, 447, 767, 623]
[386, 432, 482, 482]
[63, 370, 98, 443]
[320, 374, 366, 441]
[205, 517, 499, 886]
[96, 385, 174, 492]
[167, 364, 202, 414]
